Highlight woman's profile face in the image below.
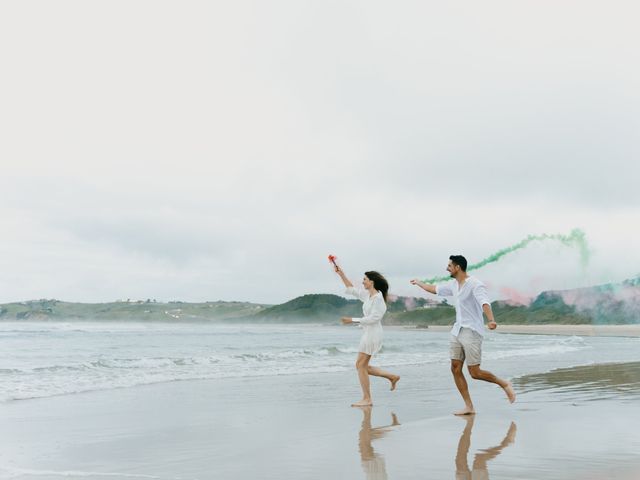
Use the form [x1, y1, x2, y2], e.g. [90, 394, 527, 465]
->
[362, 275, 373, 289]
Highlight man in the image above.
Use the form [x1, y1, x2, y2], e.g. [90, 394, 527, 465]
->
[411, 255, 516, 415]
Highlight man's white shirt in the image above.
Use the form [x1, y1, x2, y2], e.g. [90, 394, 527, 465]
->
[435, 276, 491, 337]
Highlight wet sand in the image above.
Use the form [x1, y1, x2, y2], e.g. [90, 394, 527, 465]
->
[1, 359, 639, 479]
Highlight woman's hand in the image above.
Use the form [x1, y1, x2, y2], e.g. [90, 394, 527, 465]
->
[341, 317, 353, 325]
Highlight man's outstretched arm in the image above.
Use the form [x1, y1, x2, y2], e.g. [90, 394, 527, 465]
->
[410, 279, 437, 295]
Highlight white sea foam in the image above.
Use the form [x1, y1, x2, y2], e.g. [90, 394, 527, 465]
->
[0, 322, 634, 402]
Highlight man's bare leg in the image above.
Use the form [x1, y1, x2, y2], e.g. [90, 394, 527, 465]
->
[352, 352, 373, 406]
[467, 365, 516, 404]
[451, 359, 475, 415]
[367, 366, 401, 390]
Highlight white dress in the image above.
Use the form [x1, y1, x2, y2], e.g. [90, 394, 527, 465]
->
[345, 287, 386, 355]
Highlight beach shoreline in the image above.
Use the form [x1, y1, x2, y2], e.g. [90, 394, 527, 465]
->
[398, 324, 640, 337]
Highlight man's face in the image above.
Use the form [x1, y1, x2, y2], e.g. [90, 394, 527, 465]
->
[447, 260, 460, 277]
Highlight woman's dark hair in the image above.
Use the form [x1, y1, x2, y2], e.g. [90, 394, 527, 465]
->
[365, 271, 389, 303]
[449, 255, 468, 271]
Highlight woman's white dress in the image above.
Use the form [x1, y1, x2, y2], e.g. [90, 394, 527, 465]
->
[345, 287, 386, 355]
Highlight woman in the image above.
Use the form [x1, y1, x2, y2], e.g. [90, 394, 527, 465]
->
[335, 265, 400, 406]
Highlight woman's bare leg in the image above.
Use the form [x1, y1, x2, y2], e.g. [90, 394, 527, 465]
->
[367, 366, 401, 390]
[352, 353, 372, 406]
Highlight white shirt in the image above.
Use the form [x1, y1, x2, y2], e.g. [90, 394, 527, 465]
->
[435, 276, 491, 337]
[344, 287, 387, 325]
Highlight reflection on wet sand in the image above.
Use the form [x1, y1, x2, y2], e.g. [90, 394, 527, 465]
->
[514, 361, 640, 400]
[357, 407, 400, 480]
[455, 416, 516, 480]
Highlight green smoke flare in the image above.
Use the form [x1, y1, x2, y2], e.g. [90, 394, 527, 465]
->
[423, 228, 589, 284]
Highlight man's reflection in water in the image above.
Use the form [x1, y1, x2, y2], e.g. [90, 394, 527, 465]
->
[455, 416, 517, 480]
[356, 406, 400, 480]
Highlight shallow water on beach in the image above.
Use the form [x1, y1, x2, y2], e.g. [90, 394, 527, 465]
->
[1, 321, 639, 402]
[514, 361, 640, 401]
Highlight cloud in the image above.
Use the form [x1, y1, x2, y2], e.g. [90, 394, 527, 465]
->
[1, 1, 639, 303]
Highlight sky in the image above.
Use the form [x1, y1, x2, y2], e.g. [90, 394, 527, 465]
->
[1, 1, 639, 304]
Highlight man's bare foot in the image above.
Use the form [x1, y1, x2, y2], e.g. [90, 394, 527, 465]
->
[390, 375, 400, 391]
[453, 406, 476, 416]
[351, 399, 373, 407]
[503, 382, 516, 404]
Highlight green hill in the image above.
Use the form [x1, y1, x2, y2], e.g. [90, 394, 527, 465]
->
[246, 294, 362, 322]
[241, 293, 438, 323]
[1, 276, 637, 325]
[0, 299, 269, 322]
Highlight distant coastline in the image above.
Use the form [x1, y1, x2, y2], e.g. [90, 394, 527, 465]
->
[1, 276, 638, 326]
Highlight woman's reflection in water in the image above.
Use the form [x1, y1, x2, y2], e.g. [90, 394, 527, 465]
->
[455, 416, 517, 480]
[357, 406, 400, 480]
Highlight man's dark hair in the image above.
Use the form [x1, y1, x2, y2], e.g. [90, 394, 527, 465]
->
[449, 255, 467, 271]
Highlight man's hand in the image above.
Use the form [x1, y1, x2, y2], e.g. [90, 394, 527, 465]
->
[411, 279, 437, 294]
[487, 321, 497, 330]
[341, 317, 353, 325]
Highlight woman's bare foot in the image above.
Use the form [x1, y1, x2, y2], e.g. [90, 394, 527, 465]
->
[390, 375, 400, 391]
[351, 399, 373, 407]
[503, 382, 516, 403]
[453, 406, 476, 416]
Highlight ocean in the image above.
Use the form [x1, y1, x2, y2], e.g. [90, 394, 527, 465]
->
[2, 321, 639, 403]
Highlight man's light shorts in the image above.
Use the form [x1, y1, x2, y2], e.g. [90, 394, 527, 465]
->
[449, 327, 483, 366]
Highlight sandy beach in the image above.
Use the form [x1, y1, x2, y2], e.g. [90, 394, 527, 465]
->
[1, 323, 639, 479]
[2, 363, 639, 480]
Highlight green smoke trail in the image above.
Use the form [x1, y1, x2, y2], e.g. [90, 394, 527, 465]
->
[423, 228, 589, 284]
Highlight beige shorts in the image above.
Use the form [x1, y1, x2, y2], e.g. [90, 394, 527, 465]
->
[450, 328, 483, 366]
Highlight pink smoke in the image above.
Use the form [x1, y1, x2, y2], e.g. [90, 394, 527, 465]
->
[499, 287, 533, 306]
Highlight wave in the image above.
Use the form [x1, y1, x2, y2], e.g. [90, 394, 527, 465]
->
[486, 343, 587, 361]
[0, 330, 607, 403]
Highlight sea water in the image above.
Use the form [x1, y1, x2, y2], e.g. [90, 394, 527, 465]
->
[2, 321, 639, 402]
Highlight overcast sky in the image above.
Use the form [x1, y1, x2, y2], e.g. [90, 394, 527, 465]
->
[1, 1, 639, 304]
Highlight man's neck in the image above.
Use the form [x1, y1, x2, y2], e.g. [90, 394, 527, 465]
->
[455, 273, 469, 286]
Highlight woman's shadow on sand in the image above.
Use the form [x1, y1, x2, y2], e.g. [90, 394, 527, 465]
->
[355, 406, 399, 480]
